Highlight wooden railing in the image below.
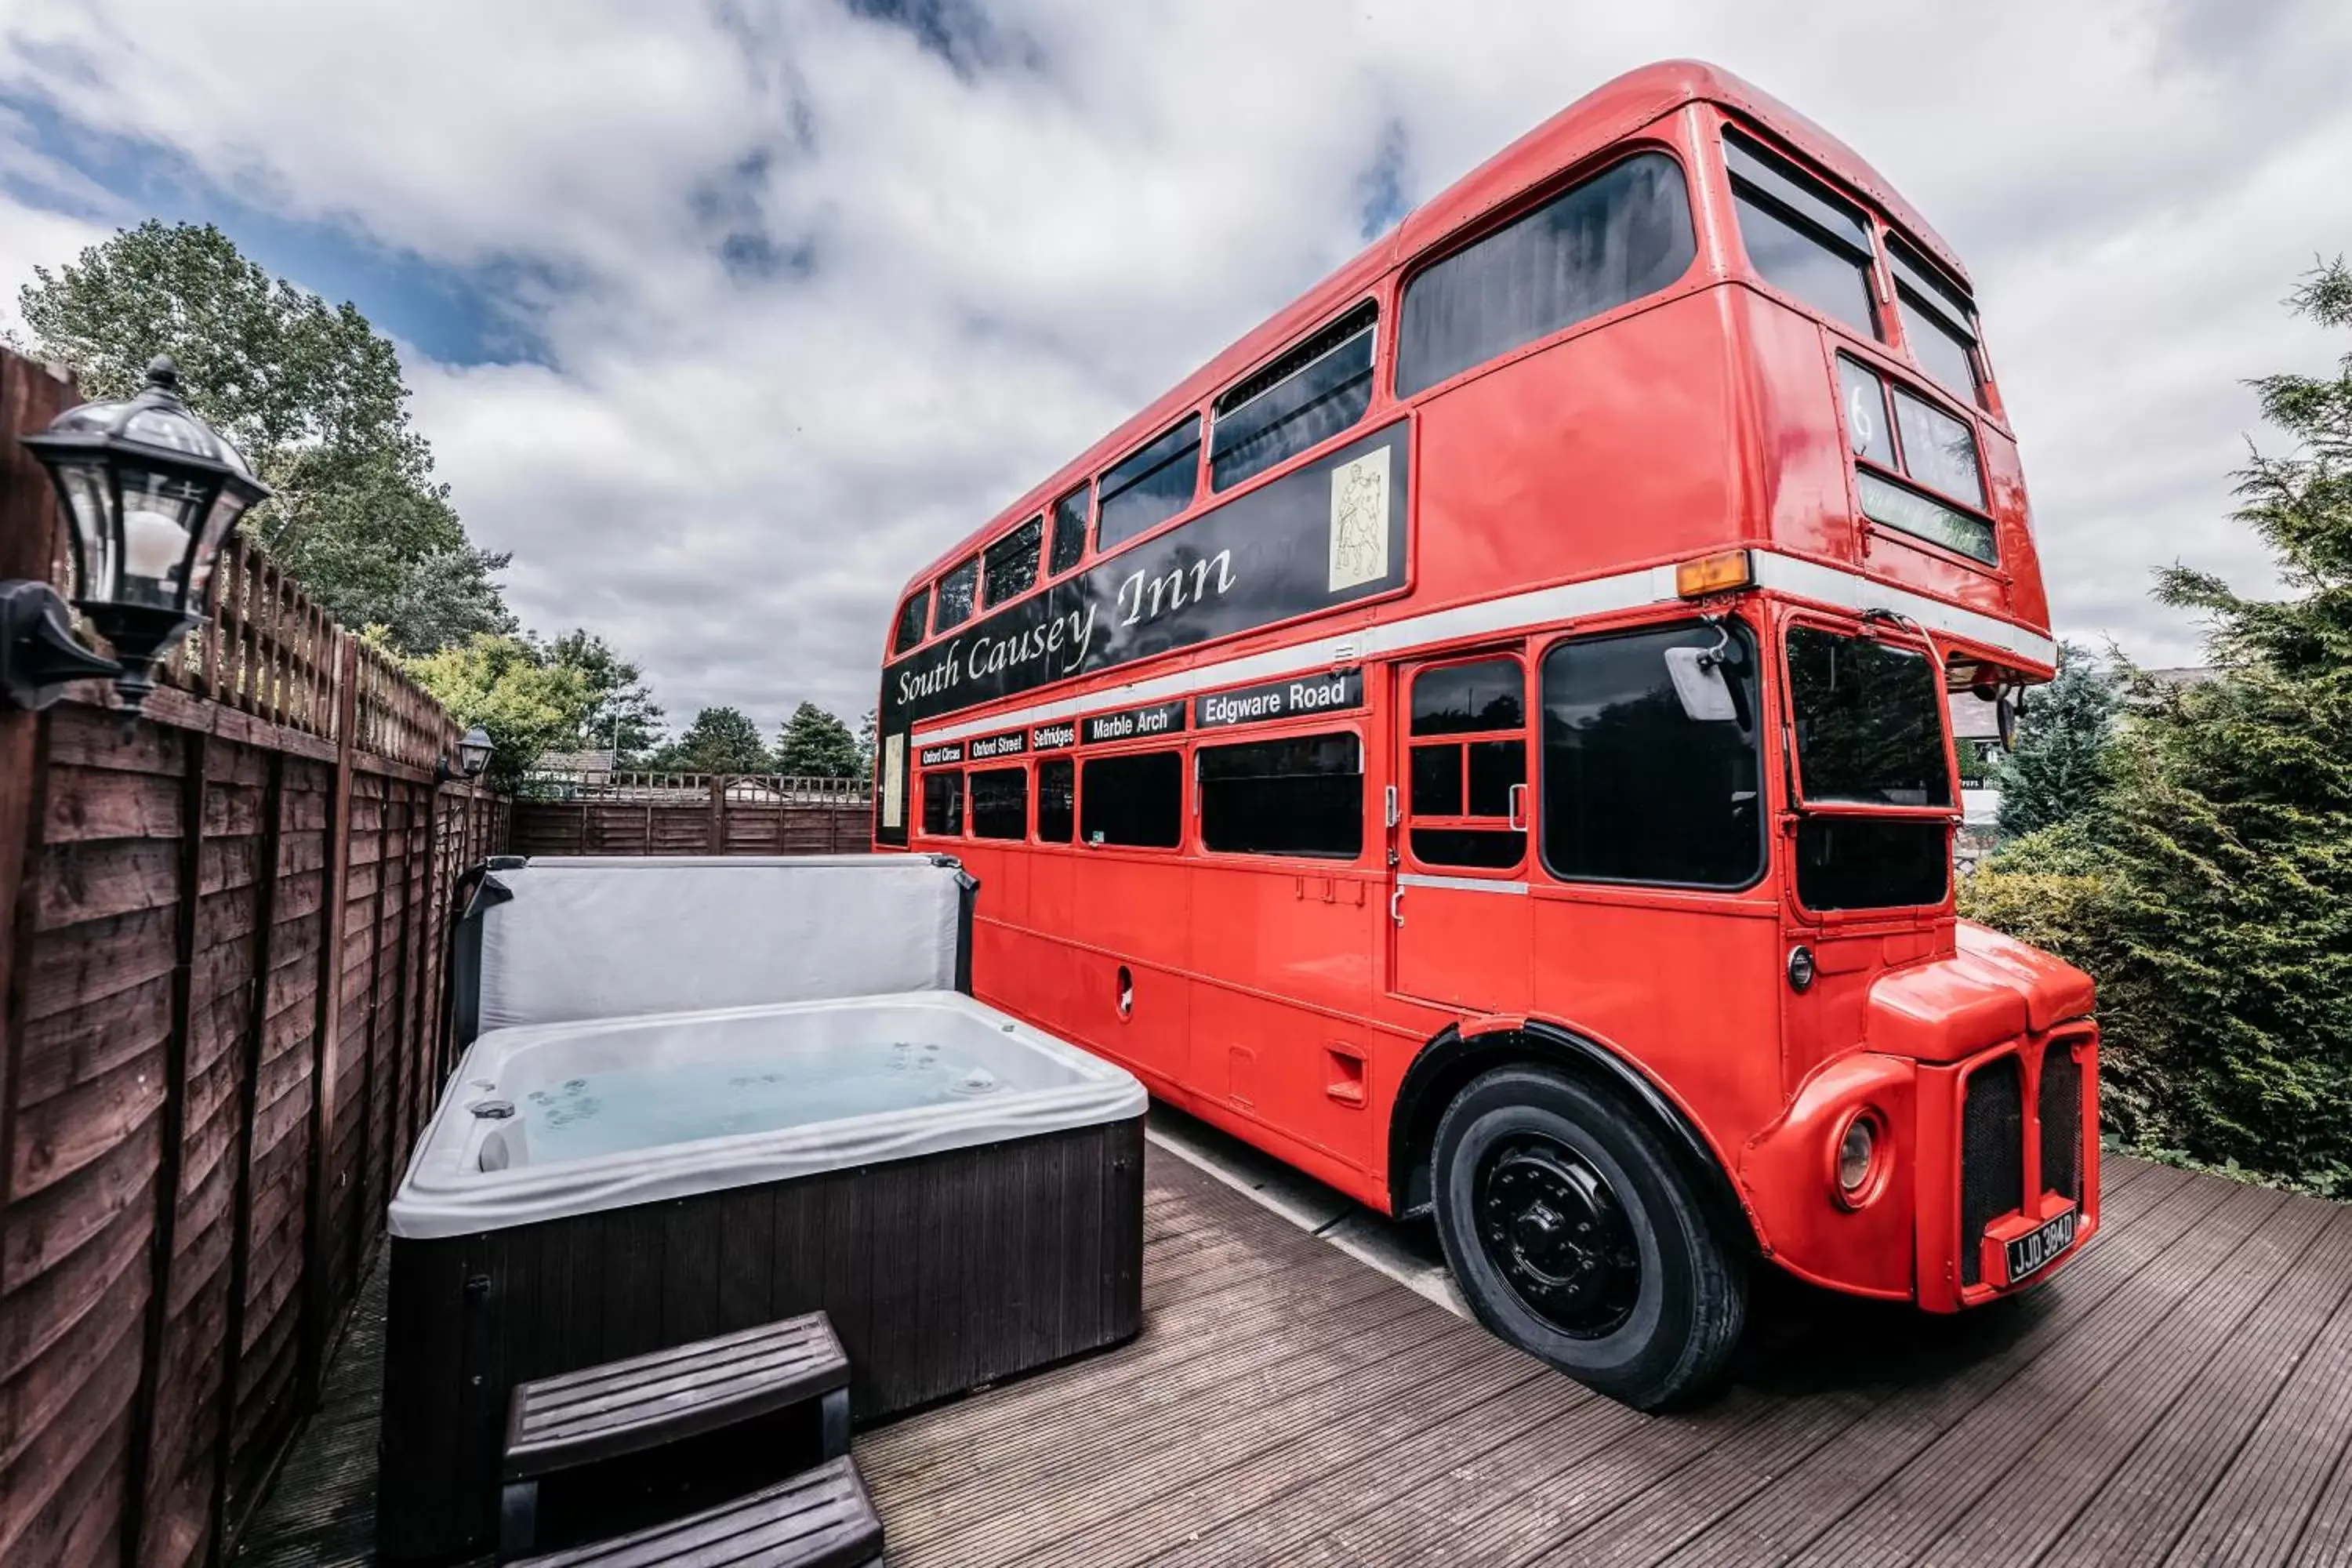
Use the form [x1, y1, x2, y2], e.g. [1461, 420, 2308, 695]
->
[0, 349, 507, 1568]
[512, 771, 873, 857]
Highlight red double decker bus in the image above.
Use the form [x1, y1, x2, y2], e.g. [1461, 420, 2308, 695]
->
[871, 60, 2097, 1407]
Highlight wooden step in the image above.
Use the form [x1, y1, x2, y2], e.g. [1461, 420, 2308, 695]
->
[500, 1313, 851, 1560]
[510, 1455, 880, 1568]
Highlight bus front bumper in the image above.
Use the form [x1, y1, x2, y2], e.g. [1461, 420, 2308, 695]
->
[1738, 1025, 2100, 1312]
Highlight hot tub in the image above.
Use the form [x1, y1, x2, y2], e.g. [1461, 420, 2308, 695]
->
[376, 857, 1145, 1562]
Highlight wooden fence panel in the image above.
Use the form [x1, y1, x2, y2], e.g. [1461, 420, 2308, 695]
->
[511, 782, 872, 861]
[0, 346, 510, 1567]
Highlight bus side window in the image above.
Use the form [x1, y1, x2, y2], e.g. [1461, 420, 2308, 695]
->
[1079, 751, 1183, 848]
[935, 557, 980, 631]
[1198, 732, 1362, 858]
[892, 590, 930, 654]
[1036, 757, 1075, 842]
[969, 767, 1029, 839]
[1047, 484, 1090, 577]
[982, 517, 1044, 608]
[1406, 659, 1526, 869]
[920, 771, 964, 837]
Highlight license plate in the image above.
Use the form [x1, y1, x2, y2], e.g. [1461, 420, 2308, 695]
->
[2005, 1209, 2077, 1283]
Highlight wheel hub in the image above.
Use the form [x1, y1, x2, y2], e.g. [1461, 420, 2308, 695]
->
[1477, 1137, 1639, 1338]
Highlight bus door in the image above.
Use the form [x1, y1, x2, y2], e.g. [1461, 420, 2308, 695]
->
[1389, 652, 1535, 1013]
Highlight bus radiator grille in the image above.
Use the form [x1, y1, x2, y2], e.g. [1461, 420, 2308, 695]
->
[1958, 1054, 2025, 1288]
[2039, 1042, 2085, 1207]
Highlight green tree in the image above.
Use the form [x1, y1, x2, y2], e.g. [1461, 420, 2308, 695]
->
[15, 220, 510, 651]
[1963, 257, 2352, 1196]
[773, 702, 862, 778]
[402, 633, 591, 790]
[652, 706, 772, 774]
[1991, 641, 2117, 841]
[542, 629, 665, 759]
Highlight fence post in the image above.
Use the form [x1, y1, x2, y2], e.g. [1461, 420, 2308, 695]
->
[123, 728, 207, 1568]
[208, 746, 284, 1563]
[0, 357, 68, 1265]
[299, 633, 361, 1403]
[709, 775, 727, 855]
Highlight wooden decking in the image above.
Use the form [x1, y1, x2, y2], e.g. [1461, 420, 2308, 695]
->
[240, 1143, 2352, 1566]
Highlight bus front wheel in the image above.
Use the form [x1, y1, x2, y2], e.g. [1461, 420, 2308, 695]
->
[1431, 1065, 1747, 1410]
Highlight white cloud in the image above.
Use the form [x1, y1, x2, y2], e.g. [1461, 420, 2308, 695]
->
[2, 0, 2347, 725]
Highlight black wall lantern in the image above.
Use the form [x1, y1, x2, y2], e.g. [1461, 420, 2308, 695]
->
[437, 725, 493, 784]
[7, 357, 269, 715]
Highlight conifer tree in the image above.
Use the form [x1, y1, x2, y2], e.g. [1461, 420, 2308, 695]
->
[1964, 257, 2352, 1195]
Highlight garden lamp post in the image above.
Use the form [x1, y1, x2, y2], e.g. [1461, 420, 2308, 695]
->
[5, 356, 269, 715]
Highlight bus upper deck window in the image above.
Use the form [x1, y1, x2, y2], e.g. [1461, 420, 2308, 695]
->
[934, 556, 980, 632]
[1047, 484, 1090, 576]
[891, 590, 930, 654]
[1396, 152, 1695, 398]
[1211, 303, 1377, 492]
[1096, 417, 1201, 552]
[1724, 129, 1878, 341]
[1887, 237, 1987, 408]
[983, 516, 1044, 608]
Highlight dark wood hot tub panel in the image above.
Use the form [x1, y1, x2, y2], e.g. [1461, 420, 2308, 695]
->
[378, 1116, 1144, 1561]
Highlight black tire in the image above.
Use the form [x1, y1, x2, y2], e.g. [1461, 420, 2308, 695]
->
[1431, 1065, 1746, 1410]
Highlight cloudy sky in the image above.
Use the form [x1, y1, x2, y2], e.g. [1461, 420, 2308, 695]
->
[2, 0, 2347, 731]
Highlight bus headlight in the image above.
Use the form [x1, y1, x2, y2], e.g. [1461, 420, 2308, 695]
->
[1834, 1110, 1883, 1207]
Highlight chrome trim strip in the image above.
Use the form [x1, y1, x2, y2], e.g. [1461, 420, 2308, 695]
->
[1398, 873, 1528, 895]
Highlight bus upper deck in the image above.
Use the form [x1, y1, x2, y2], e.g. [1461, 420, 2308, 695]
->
[873, 57, 2052, 846]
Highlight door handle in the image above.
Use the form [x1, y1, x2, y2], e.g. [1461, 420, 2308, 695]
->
[1508, 782, 1528, 833]
[1389, 888, 1404, 927]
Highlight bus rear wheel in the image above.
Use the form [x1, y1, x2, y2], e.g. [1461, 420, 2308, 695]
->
[1431, 1066, 1746, 1410]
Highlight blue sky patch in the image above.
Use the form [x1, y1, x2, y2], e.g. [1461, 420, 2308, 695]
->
[2, 89, 551, 368]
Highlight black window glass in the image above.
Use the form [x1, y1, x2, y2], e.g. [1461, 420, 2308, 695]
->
[1786, 627, 1951, 808]
[1857, 471, 1997, 564]
[1837, 356, 1896, 468]
[1734, 191, 1876, 338]
[1047, 484, 1089, 575]
[1886, 237, 1983, 405]
[1036, 757, 1074, 842]
[1396, 152, 1696, 397]
[1724, 130, 1873, 252]
[1468, 740, 1524, 816]
[1892, 387, 1984, 508]
[1410, 829, 1526, 869]
[1199, 733, 1362, 858]
[920, 771, 963, 837]
[1080, 750, 1182, 848]
[1410, 745, 1462, 815]
[1408, 660, 1525, 867]
[1211, 307, 1377, 491]
[934, 557, 978, 631]
[892, 590, 929, 654]
[1096, 417, 1201, 550]
[1541, 623, 1763, 887]
[982, 516, 1043, 608]
[1899, 296, 1980, 406]
[1796, 817, 1949, 910]
[1410, 660, 1524, 735]
[968, 766, 1029, 839]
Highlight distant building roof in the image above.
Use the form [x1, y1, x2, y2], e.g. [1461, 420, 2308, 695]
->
[532, 748, 617, 776]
